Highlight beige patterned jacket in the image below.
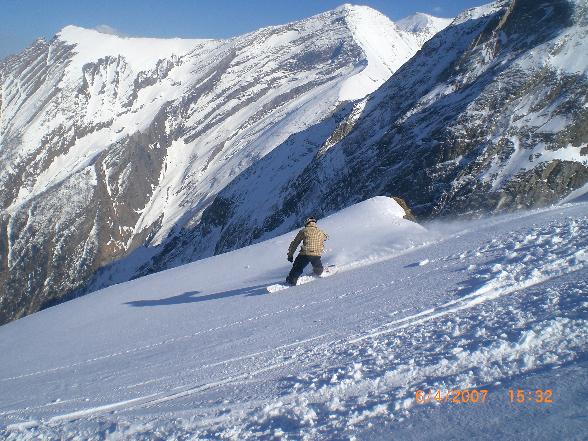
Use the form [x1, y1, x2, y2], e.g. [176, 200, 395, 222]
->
[288, 222, 328, 257]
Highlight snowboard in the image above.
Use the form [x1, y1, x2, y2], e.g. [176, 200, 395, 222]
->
[267, 265, 338, 293]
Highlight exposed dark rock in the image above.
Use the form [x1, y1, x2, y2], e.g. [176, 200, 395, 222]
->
[392, 197, 417, 222]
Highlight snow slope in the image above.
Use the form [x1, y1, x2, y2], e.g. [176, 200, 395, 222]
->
[1, 196, 587, 440]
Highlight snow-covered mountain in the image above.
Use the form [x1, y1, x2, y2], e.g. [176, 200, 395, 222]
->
[0, 5, 448, 324]
[133, 0, 588, 281]
[396, 12, 454, 46]
[291, 0, 588, 220]
[1, 196, 586, 439]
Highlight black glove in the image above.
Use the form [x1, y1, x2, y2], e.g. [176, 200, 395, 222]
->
[287, 255, 294, 262]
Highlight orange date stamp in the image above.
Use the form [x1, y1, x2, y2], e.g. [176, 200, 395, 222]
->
[416, 389, 488, 404]
[415, 388, 554, 404]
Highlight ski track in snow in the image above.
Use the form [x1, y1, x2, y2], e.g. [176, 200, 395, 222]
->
[1, 203, 587, 440]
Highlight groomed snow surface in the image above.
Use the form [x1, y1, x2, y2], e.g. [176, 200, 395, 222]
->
[1, 197, 587, 440]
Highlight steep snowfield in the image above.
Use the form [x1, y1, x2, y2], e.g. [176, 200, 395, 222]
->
[1, 197, 586, 440]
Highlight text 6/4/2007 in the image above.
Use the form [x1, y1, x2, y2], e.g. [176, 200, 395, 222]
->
[415, 389, 554, 404]
[415, 389, 488, 404]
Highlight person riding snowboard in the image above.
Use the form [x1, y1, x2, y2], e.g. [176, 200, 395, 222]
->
[286, 217, 328, 286]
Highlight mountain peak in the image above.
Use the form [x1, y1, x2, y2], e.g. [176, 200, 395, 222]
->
[396, 12, 453, 34]
[58, 24, 101, 38]
[334, 3, 388, 18]
[334, 3, 368, 12]
[335, 3, 354, 11]
[330, 4, 420, 101]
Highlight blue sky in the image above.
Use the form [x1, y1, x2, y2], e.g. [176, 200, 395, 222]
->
[1, 0, 490, 59]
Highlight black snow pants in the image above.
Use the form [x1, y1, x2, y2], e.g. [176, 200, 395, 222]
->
[286, 254, 324, 285]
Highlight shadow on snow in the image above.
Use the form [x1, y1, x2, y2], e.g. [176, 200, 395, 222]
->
[125, 283, 269, 307]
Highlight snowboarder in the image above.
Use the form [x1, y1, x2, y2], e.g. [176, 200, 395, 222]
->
[286, 217, 328, 286]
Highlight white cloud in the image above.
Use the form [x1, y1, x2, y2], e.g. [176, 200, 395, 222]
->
[433, 6, 443, 13]
[94, 24, 126, 37]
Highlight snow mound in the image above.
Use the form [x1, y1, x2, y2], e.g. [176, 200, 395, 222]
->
[317, 196, 428, 268]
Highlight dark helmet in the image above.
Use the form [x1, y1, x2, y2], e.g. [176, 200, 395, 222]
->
[304, 216, 317, 226]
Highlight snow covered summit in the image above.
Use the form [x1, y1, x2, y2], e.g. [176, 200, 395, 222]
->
[396, 12, 454, 45]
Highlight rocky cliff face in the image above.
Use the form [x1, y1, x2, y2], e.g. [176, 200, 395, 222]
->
[143, 0, 587, 271]
[0, 5, 444, 324]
